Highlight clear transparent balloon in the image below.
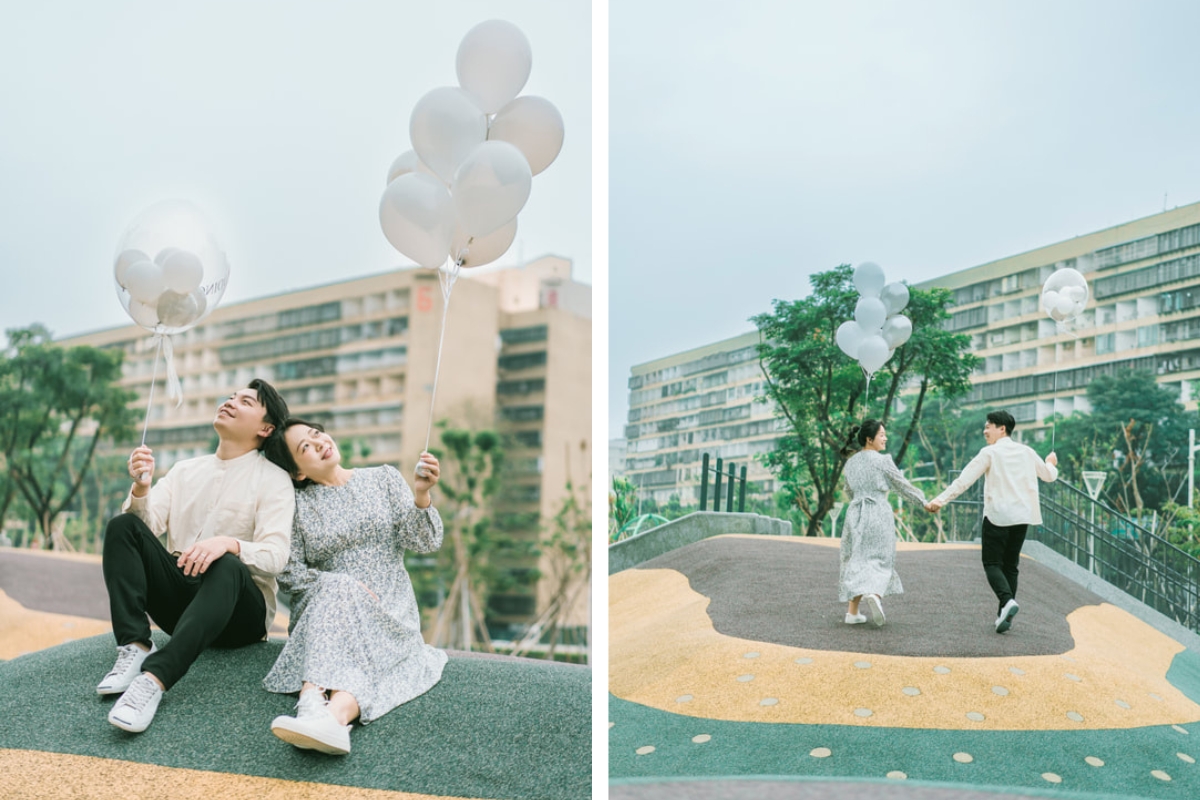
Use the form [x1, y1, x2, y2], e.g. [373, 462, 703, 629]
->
[1041, 267, 1089, 322]
[113, 200, 229, 334]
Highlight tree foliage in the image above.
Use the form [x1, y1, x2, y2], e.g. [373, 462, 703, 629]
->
[752, 265, 980, 536]
[0, 325, 137, 548]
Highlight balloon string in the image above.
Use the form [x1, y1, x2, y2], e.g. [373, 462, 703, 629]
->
[423, 260, 462, 454]
[138, 336, 164, 481]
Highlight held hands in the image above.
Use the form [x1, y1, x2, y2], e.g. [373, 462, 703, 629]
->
[177, 537, 238, 577]
[413, 451, 440, 507]
[1046, 451, 1058, 467]
[128, 446, 155, 496]
[925, 500, 944, 514]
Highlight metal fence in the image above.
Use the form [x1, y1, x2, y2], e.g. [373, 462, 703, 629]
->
[940, 473, 1200, 633]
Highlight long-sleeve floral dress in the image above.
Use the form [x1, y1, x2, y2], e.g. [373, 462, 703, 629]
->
[838, 450, 927, 603]
[263, 465, 448, 723]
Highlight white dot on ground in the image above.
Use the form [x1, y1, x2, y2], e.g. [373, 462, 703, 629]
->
[1177, 752, 1195, 764]
[794, 657, 813, 665]
[854, 661, 872, 669]
[760, 698, 778, 706]
[810, 747, 831, 758]
[1149, 692, 1163, 701]
[1009, 667, 1026, 675]
[692, 734, 711, 744]
[934, 666, 951, 674]
[1042, 773, 1062, 784]
[1173, 725, 1190, 735]
[676, 695, 693, 703]
[1085, 756, 1104, 767]
[953, 752, 974, 764]
[1064, 673, 1081, 682]
[992, 686, 1009, 696]
[1115, 699, 1131, 709]
[886, 771, 907, 780]
[608, 722, 615, 729]
[736, 674, 755, 682]
[636, 746, 655, 756]
[854, 708, 873, 717]
[966, 712, 985, 722]
[1152, 769, 1171, 781]
[743, 651, 760, 659]
[902, 687, 921, 696]
[1067, 712, 1085, 722]
[1062, 655, 1077, 662]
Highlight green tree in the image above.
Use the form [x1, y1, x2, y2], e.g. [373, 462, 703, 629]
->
[1052, 370, 1199, 519]
[421, 423, 538, 653]
[608, 475, 637, 540]
[0, 325, 137, 548]
[752, 265, 980, 536]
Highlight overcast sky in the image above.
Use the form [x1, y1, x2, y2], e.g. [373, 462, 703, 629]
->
[610, 0, 1200, 432]
[0, 0, 590, 340]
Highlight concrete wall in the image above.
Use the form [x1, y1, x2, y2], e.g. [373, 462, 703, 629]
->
[608, 512, 792, 574]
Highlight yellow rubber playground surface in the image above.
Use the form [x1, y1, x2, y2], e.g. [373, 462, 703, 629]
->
[609, 534, 1200, 799]
[0, 548, 590, 800]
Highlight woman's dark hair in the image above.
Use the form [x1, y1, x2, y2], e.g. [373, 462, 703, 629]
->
[840, 418, 884, 457]
[261, 418, 325, 488]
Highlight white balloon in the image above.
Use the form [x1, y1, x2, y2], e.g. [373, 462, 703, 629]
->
[386, 149, 439, 185]
[855, 296, 887, 331]
[1042, 289, 1061, 313]
[124, 260, 166, 305]
[1054, 295, 1075, 317]
[379, 173, 457, 269]
[456, 19, 532, 114]
[882, 315, 913, 349]
[157, 290, 203, 328]
[880, 282, 910, 315]
[451, 216, 518, 268]
[160, 249, 203, 293]
[114, 249, 147, 288]
[836, 320, 864, 359]
[1042, 267, 1089, 322]
[127, 298, 160, 329]
[488, 95, 565, 176]
[1065, 285, 1087, 303]
[857, 335, 891, 374]
[451, 141, 533, 239]
[853, 262, 886, 298]
[410, 87, 487, 184]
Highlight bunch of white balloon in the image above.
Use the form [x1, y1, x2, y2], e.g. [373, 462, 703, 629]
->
[836, 262, 913, 379]
[1041, 267, 1089, 324]
[379, 19, 565, 271]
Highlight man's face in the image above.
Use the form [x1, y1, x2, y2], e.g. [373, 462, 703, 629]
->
[983, 420, 1005, 445]
[213, 388, 273, 442]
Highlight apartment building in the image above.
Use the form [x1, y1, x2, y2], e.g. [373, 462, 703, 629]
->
[621, 331, 785, 506]
[61, 256, 591, 633]
[918, 201, 1200, 426]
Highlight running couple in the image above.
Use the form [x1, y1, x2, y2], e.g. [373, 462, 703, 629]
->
[96, 378, 445, 755]
[838, 409, 1057, 633]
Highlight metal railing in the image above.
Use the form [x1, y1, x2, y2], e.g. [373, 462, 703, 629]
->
[697, 453, 747, 513]
[940, 473, 1200, 633]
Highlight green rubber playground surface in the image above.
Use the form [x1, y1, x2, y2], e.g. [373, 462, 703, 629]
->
[609, 534, 1200, 799]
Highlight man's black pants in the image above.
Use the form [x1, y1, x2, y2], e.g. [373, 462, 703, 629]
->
[980, 516, 1028, 613]
[102, 513, 266, 690]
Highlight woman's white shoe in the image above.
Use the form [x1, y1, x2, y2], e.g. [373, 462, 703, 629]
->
[271, 688, 352, 755]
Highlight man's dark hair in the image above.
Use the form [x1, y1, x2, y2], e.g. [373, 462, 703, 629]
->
[248, 379, 289, 433]
[987, 410, 1016, 436]
[261, 418, 324, 488]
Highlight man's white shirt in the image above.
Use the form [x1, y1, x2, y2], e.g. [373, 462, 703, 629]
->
[932, 436, 1058, 526]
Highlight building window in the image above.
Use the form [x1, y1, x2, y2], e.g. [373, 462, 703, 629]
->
[498, 351, 547, 371]
[497, 378, 546, 395]
[500, 325, 549, 344]
[500, 405, 544, 422]
[1095, 333, 1115, 355]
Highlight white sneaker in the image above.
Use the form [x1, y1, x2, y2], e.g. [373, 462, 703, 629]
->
[108, 673, 164, 733]
[97, 643, 157, 695]
[996, 599, 1019, 633]
[271, 689, 352, 755]
[845, 613, 867, 624]
[863, 594, 886, 627]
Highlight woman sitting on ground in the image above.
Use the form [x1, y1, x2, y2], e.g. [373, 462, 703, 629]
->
[261, 418, 446, 755]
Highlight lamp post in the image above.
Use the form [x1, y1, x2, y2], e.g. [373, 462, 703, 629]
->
[1082, 471, 1108, 575]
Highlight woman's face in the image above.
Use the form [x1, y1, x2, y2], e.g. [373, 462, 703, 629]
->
[867, 426, 887, 451]
[285, 424, 341, 479]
